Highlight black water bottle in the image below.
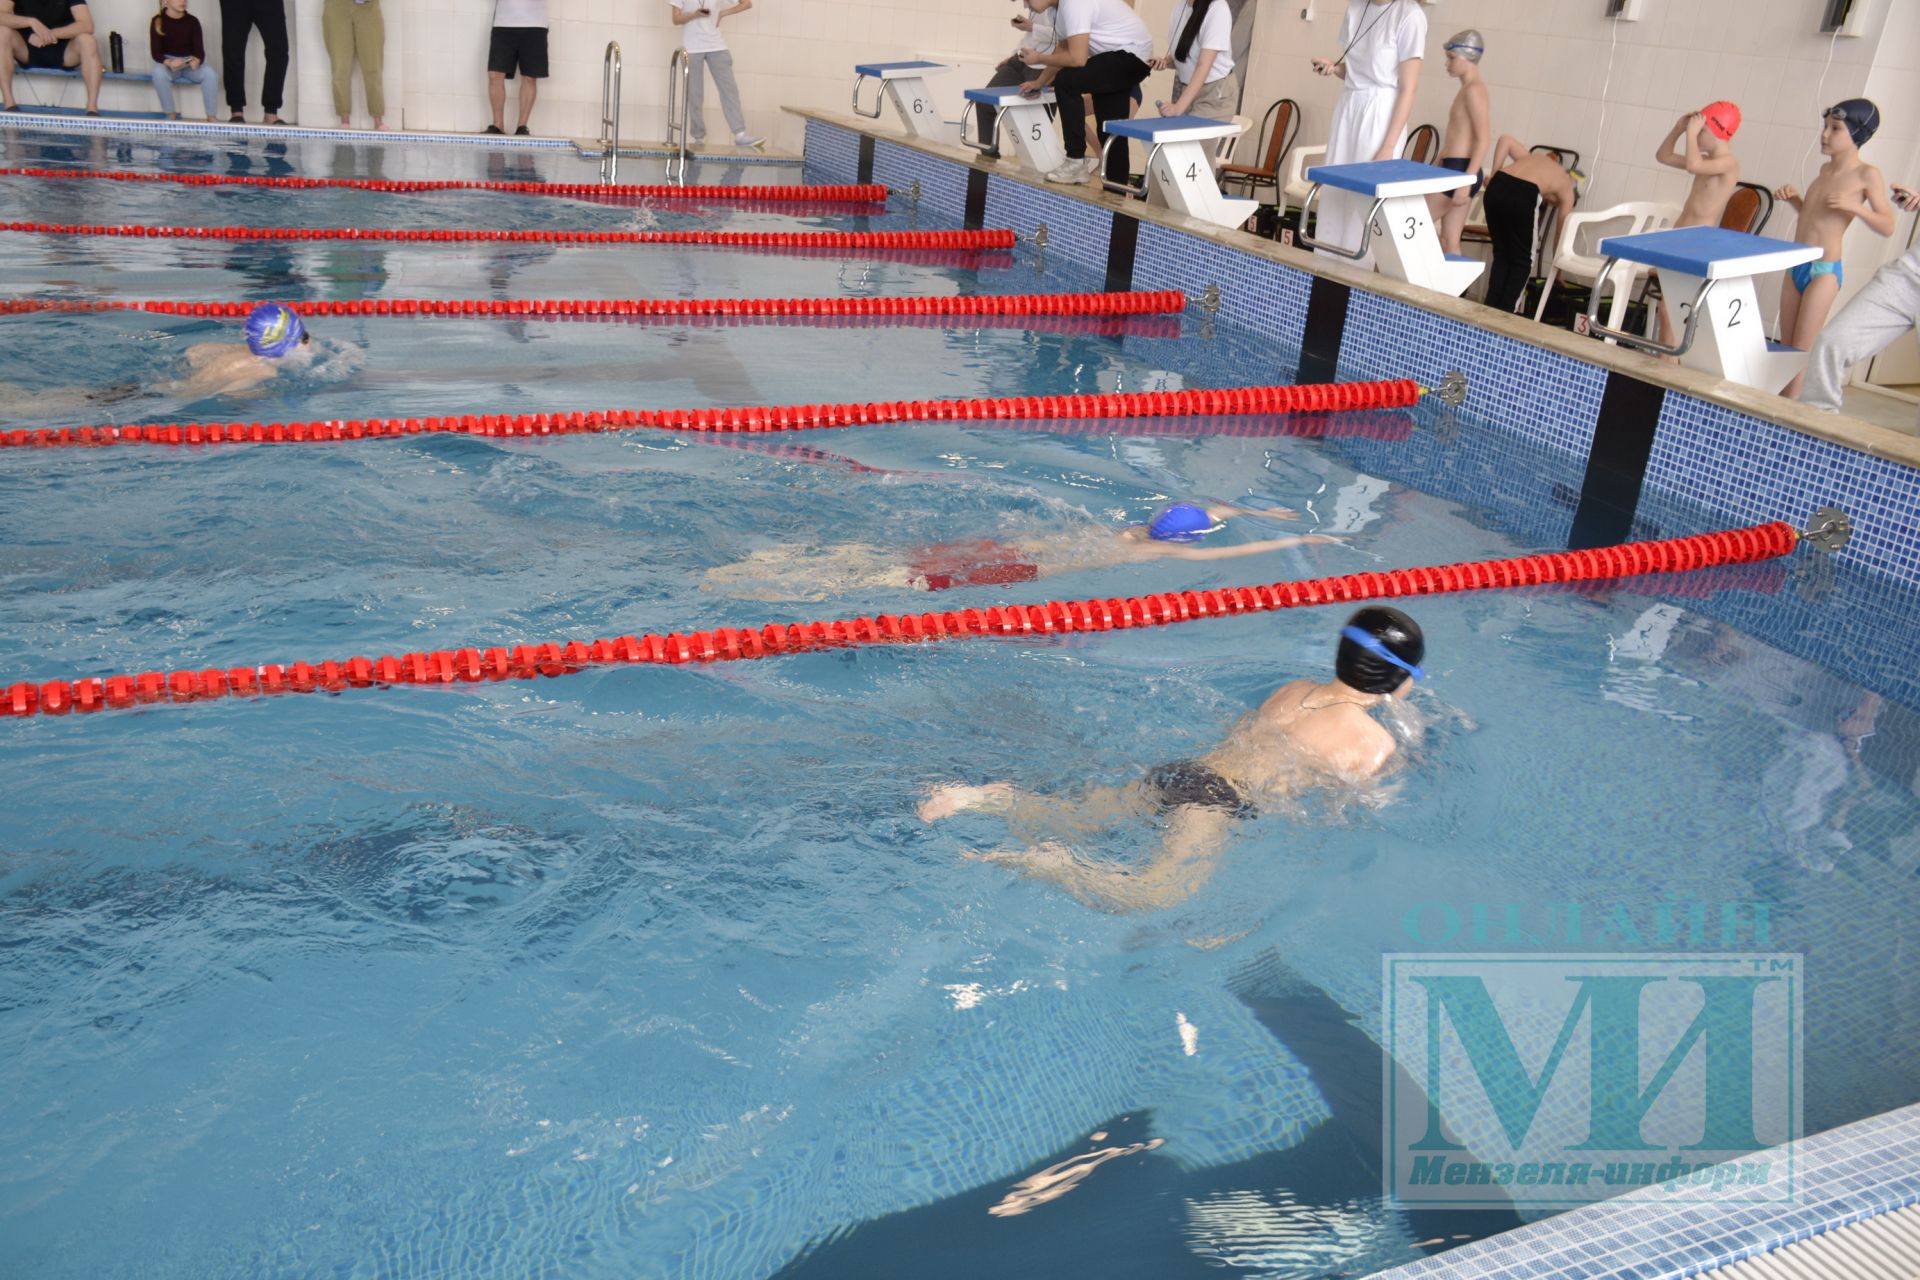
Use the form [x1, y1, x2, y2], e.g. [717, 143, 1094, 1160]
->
[108, 31, 123, 74]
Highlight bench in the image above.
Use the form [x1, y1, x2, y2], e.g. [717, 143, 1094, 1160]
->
[960, 85, 1060, 174]
[1587, 226, 1822, 391]
[1297, 159, 1482, 296]
[12, 65, 162, 114]
[851, 62, 958, 144]
[1099, 115, 1256, 230]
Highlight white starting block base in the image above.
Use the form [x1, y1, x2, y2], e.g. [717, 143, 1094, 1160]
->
[853, 62, 960, 144]
[1593, 228, 1823, 390]
[962, 86, 1062, 173]
[1301, 160, 1483, 296]
[1102, 116, 1256, 229]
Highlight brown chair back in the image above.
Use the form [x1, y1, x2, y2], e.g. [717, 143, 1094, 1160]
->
[1719, 182, 1774, 236]
[1256, 98, 1300, 177]
[1404, 123, 1440, 165]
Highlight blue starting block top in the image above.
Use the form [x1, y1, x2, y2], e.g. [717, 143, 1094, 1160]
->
[853, 61, 951, 79]
[1596, 226, 1822, 280]
[1102, 114, 1240, 143]
[1306, 159, 1473, 198]
[963, 85, 1055, 106]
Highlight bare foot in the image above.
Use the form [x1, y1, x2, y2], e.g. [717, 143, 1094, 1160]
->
[262, 113, 281, 125]
[917, 781, 1013, 823]
[339, 117, 350, 127]
[374, 118, 387, 131]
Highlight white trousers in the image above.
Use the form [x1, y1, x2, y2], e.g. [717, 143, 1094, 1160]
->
[1802, 248, 1920, 429]
[1316, 85, 1403, 269]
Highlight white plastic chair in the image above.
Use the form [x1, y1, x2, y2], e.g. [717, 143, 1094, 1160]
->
[1281, 144, 1326, 206]
[1215, 114, 1252, 165]
[1533, 201, 1682, 331]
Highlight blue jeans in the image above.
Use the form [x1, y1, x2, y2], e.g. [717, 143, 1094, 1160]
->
[151, 62, 220, 117]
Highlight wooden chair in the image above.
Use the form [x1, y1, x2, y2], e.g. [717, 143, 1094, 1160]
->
[1220, 98, 1299, 200]
[1403, 122, 1440, 165]
[1719, 182, 1775, 235]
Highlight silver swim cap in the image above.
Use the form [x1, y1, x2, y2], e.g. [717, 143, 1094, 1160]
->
[1444, 29, 1485, 62]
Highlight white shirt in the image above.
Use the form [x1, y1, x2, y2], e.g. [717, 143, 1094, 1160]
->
[1166, 0, 1232, 85]
[1338, 0, 1424, 93]
[493, 0, 547, 28]
[676, 0, 725, 52]
[1017, 8, 1059, 70]
[1055, 0, 1153, 64]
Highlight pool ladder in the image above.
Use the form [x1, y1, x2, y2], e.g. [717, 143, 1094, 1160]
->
[599, 42, 622, 184]
[664, 49, 692, 186]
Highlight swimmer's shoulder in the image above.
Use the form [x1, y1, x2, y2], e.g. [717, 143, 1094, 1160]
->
[1318, 704, 1399, 779]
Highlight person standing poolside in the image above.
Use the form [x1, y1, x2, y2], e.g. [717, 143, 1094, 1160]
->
[975, 0, 1058, 159]
[1152, 0, 1236, 130]
[1310, 0, 1426, 267]
[1017, 0, 1153, 187]
[1425, 29, 1489, 257]
[485, 0, 546, 136]
[671, 0, 762, 149]
[149, 0, 217, 121]
[1651, 101, 1742, 351]
[1803, 183, 1920, 429]
[216, 0, 287, 123]
[702, 502, 1342, 601]
[322, 0, 384, 130]
[1774, 99, 1896, 398]
[918, 606, 1428, 912]
[1479, 135, 1578, 315]
[1, 0, 103, 115]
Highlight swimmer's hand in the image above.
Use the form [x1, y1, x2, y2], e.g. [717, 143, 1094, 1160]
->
[1019, 77, 1044, 96]
[1895, 184, 1919, 213]
[1774, 183, 1801, 208]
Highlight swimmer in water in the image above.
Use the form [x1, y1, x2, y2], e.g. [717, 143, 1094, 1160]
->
[0, 302, 321, 423]
[918, 606, 1426, 912]
[703, 502, 1345, 601]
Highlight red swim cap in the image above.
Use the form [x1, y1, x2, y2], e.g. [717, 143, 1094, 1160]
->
[1702, 101, 1741, 141]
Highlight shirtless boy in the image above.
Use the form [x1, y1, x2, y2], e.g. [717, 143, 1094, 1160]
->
[917, 606, 1426, 912]
[1480, 136, 1580, 314]
[1652, 102, 1741, 350]
[1426, 30, 1490, 257]
[1774, 99, 1896, 397]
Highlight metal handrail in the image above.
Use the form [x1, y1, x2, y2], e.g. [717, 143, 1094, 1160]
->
[1583, 257, 1715, 356]
[599, 42, 622, 184]
[851, 73, 883, 119]
[1097, 136, 1165, 199]
[1291, 183, 1387, 259]
[664, 49, 691, 185]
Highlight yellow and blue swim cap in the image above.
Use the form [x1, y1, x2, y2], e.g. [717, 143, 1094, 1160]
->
[245, 303, 307, 358]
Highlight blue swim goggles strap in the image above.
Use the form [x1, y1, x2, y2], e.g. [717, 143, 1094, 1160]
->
[1341, 625, 1424, 681]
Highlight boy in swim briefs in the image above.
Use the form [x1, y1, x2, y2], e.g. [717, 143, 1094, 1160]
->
[1652, 101, 1741, 351]
[1426, 30, 1490, 257]
[1774, 99, 1895, 398]
[918, 606, 1426, 912]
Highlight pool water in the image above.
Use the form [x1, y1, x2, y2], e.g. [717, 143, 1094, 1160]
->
[2, 127, 1919, 1280]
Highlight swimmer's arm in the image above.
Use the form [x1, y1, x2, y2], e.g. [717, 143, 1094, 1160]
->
[1857, 168, 1896, 236]
[1681, 124, 1737, 178]
[1489, 134, 1523, 171]
[1203, 501, 1301, 522]
[1654, 116, 1688, 168]
[1464, 83, 1492, 172]
[1152, 534, 1342, 561]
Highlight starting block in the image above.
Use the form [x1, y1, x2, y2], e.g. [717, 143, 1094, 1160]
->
[852, 62, 959, 144]
[1098, 115, 1257, 230]
[1297, 160, 1483, 296]
[1586, 227, 1823, 391]
[960, 85, 1062, 174]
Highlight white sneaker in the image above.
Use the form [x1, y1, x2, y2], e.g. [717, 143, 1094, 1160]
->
[734, 133, 765, 149]
[1045, 157, 1097, 184]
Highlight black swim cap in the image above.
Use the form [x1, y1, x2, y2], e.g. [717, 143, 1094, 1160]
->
[1335, 606, 1425, 694]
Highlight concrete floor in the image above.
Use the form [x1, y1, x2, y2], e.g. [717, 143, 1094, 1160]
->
[1843, 383, 1920, 435]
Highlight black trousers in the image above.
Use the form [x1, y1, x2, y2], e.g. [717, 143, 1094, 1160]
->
[1053, 50, 1150, 182]
[974, 56, 1029, 154]
[1481, 172, 1540, 314]
[219, 0, 289, 113]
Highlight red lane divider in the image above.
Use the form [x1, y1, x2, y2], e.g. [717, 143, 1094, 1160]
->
[0, 522, 1800, 720]
[0, 378, 1419, 450]
[0, 220, 1015, 251]
[0, 166, 889, 205]
[0, 289, 1183, 320]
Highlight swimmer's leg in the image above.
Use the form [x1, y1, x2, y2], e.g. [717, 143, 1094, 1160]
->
[1782, 269, 1842, 399]
[918, 780, 1143, 831]
[966, 806, 1235, 913]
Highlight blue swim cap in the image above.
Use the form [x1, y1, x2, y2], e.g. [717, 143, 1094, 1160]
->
[245, 303, 306, 358]
[1825, 99, 1880, 148]
[1147, 502, 1213, 542]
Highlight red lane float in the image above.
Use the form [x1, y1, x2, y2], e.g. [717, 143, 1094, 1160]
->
[0, 220, 1015, 252]
[0, 378, 1420, 450]
[0, 166, 889, 205]
[0, 289, 1183, 320]
[0, 523, 1801, 720]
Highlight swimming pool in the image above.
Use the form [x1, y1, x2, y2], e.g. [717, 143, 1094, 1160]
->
[3, 125, 1919, 1279]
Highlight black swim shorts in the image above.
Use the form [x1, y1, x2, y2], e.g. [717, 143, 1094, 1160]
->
[24, 38, 71, 70]
[1143, 761, 1256, 819]
[487, 26, 549, 79]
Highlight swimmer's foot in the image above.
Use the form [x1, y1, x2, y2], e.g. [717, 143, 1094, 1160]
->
[917, 781, 1014, 823]
[962, 840, 1074, 875]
